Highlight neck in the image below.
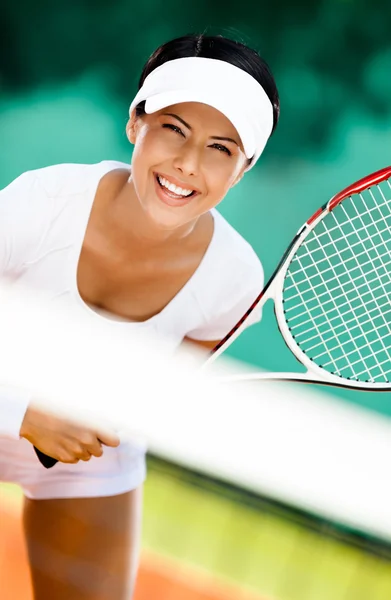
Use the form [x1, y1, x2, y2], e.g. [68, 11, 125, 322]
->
[107, 174, 199, 248]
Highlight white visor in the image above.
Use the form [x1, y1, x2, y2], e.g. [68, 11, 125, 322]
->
[129, 57, 274, 169]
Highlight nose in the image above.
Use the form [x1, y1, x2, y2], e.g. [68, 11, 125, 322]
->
[172, 142, 201, 177]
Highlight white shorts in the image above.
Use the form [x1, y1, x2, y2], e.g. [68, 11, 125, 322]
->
[0, 436, 146, 500]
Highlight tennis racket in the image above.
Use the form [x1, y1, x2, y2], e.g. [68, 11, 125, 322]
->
[206, 166, 391, 390]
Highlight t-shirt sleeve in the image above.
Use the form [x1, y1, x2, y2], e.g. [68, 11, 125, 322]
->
[186, 248, 264, 342]
[0, 386, 32, 439]
[0, 171, 44, 438]
[0, 170, 48, 274]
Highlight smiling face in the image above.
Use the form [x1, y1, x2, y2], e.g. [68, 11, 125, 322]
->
[127, 102, 249, 230]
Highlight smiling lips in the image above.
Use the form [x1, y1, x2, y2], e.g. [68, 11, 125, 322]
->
[154, 172, 199, 207]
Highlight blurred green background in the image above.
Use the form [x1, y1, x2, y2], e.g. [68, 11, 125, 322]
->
[2, 0, 391, 416]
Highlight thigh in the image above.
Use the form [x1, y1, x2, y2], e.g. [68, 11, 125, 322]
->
[23, 487, 143, 600]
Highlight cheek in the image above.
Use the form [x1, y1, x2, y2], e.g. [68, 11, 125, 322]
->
[131, 130, 168, 192]
[133, 128, 179, 164]
[203, 159, 243, 201]
[132, 129, 156, 164]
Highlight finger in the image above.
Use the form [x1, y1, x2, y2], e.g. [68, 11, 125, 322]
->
[74, 444, 93, 462]
[96, 429, 120, 448]
[79, 451, 92, 462]
[59, 455, 80, 464]
[86, 440, 103, 458]
[58, 445, 82, 464]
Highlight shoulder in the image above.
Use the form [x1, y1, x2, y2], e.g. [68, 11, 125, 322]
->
[0, 160, 127, 226]
[0, 163, 88, 235]
[1, 160, 126, 199]
[215, 209, 262, 261]
[0, 160, 127, 272]
[207, 209, 264, 292]
[185, 210, 264, 341]
[1, 160, 128, 195]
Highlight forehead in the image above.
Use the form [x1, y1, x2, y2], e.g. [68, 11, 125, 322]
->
[157, 102, 241, 139]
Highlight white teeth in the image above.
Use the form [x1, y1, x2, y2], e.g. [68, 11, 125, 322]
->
[158, 176, 194, 197]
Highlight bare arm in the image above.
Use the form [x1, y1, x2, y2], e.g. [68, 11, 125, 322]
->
[183, 337, 221, 354]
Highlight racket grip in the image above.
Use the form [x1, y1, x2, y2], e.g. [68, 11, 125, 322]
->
[34, 446, 58, 469]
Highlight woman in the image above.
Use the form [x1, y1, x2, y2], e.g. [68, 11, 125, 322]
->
[0, 33, 280, 599]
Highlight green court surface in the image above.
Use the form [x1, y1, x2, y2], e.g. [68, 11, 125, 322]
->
[144, 458, 391, 600]
[2, 457, 391, 600]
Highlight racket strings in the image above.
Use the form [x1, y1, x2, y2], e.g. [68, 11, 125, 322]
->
[312, 215, 391, 381]
[283, 179, 391, 383]
[313, 212, 391, 379]
[285, 235, 391, 297]
[296, 301, 391, 352]
[340, 202, 391, 312]
[287, 270, 391, 333]
[289, 228, 384, 351]
[285, 250, 391, 312]
[338, 198, 391, 341]
[284, 186, 391, 292]
[287, 181, 391, 253]
[327, 202, 391, 366]
[287, 253, 345, 375]
[305, 203, 391, 368]
[321, 339, 391, 373]
[295, 227, 371, 379]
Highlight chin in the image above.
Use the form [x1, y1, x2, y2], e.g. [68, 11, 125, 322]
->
[145, 203, 192, 231]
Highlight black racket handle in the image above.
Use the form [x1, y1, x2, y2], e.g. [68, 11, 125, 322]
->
[34, 446, 58, 469]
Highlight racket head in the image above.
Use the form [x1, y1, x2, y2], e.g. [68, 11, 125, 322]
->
[273, 166, 391, 389]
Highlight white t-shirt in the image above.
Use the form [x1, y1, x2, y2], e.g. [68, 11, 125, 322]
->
[0, 161, 263, 438]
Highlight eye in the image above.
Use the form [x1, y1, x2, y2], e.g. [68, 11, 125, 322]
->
[162, 123, 185, 137]
[210, 143, 232, 156]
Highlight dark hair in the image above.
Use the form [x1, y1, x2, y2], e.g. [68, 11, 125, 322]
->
[136, 34, 280, 142]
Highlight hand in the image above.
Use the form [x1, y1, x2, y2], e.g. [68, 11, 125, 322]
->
[20, 402, 120, 464]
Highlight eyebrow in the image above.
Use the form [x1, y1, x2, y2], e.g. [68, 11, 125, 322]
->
[162, 113, 240, 147]
[211, 135, 240, 146]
